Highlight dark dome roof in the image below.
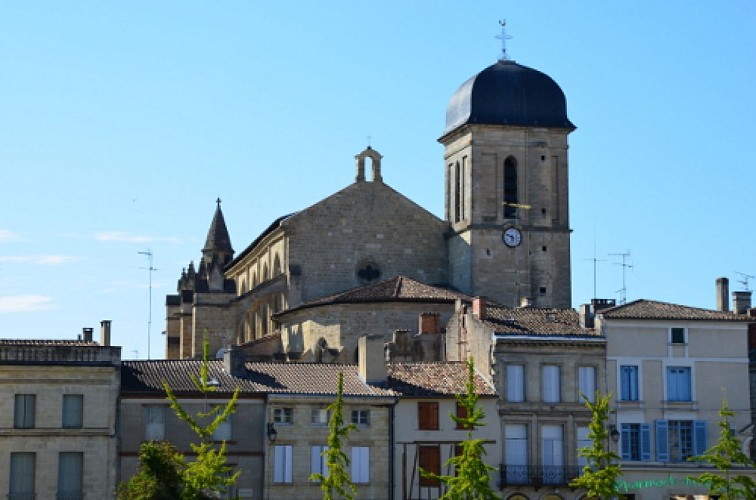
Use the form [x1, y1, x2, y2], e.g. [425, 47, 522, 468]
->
[443, 60, 574, 136]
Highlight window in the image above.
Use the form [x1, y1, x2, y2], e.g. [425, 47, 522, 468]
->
[351, 447, 370, 483]
[504, 156, 518, 218]
[311, 408, 329, 425]
[578, 366, 596, 402]
[273, 407, 292, 424]
[14, 394, 35, 429]
[504, 424, 528, 484]
[351, 410, 370, 426]
[506, 365, 525, 402]
[620, 365, 639, 401]
[655, 420, 706, 462]
[670, 327, 686, 344]
[418, 446, 440, 486]
[213, 414, 232, 441]
[577, 426, 591, 467]
[542, 365, 561, 403]
[541, 425, 564, 484]
[62, 394, 83, 429]
[310, 445, 328, 480]
[418, 402, 439, 430]
[455, 403, 470, 429]
[145, 405, 166, 440]
[9, 452, 35, 499]
[273, 445, 293, 483]
[620, 423, 651, 461]
[58, 452, 83, 498]
[666, 366, 692, 401]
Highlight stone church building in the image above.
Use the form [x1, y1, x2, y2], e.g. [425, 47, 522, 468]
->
[165, 56, 576, 362]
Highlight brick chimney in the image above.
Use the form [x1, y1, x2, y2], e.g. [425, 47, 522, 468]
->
[716, 277, 730, 312]
[100, 320, 111, 347]
[472, 297, 487, 320]
[82, 328, 93, 342]
[358, 335, 387, 384]
[418, 312, 440, 334]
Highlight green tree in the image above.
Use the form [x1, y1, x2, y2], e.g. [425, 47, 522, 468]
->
[310, 371, 358, 500]
[116, 440, 185, 499]
[688, 399, 756, 499]
[421, 358, 499, 499]
[163, 339, 241, 499]
[569, 391, 623, 499]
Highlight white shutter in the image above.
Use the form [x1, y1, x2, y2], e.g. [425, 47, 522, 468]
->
[507, 365, 524, 402]
[351, 447, 370, 483]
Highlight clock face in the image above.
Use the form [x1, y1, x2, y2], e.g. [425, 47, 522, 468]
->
[503, 227, 522, 247]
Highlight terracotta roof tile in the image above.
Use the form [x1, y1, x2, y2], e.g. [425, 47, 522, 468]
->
[387, 362, 496, 397]
[277, 275, 468, 316]
[0, 339, 100, 347]
[599, 299, 752, 321]
[480, 305, 599, 337]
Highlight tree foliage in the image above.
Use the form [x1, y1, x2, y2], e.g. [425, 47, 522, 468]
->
[421, 358, 498, 499]
[118, 337, 241, 499]
[688, 399, 756, 499]
[569, 391, 623, 499]
[309, 371, 358, 500]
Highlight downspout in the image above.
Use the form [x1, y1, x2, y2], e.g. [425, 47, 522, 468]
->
[389, 397, 396, 500]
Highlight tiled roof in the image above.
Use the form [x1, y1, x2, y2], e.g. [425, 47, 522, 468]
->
[277, 275, 468, 316]
[599, 299, 752, 321]
[479, 305, 599, 337]
[387, 362, 497, 397]
[121, 360, 393, 397]
[0, 339, 100, 347]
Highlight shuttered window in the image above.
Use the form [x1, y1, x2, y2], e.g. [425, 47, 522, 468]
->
[418, 402, 439, 430]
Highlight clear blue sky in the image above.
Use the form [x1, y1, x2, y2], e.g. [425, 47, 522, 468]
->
[1, 2, 754, 359]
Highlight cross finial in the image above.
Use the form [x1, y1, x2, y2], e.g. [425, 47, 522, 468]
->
[496, 19, 512, 61]
[216, 197, 222, 207]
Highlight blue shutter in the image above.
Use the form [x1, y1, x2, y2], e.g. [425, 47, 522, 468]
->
[694, 420, 707, 456]
[620, 424, 631, 460]
[640, 424, 651, 461]
[655, 420, 669, 462]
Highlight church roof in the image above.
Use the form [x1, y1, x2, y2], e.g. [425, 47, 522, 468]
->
[387, 362, 496, 397]
[442, 60, 574, 137]
[598, 299, 751, 322]
[276, 275, 469, 316]
[203, 199, 234, 256]
[479, 304, 599, 338]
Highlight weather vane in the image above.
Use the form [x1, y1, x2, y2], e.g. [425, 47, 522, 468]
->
[496, 19, 512, 61]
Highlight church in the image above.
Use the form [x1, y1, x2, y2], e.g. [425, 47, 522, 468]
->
[164, 53, 576, 363]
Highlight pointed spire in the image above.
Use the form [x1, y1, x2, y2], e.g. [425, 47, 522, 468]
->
[202, 198, 234, 265]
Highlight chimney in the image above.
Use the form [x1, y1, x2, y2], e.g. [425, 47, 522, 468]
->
[223, 345, 247, 377]
[82, 328, 93, 342]
[419, 312, 440, 334]
[358, 335, 387, 384]
[472, 297, 487, 320]
[99, 320, 112, 347]
[579, 304, 594, 329]
[716, 277, 730, 312]
[733, 291, 752, 315]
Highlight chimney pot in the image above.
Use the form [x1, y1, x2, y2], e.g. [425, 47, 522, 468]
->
[472, 297, 487, 320]
[99, 320, 112, 347]
[82, 328, 93, 342]
[716, 277, 730, 312]
[733, 291, 752, 315]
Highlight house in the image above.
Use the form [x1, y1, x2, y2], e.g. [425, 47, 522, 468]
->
[0, 325, 121, 499]
[595, 297, 756, 499]
[447, 297, 606, 499]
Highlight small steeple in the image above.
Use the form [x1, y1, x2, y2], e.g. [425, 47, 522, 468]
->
[202, 198, 234, 267]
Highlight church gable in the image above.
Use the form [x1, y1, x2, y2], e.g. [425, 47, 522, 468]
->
[282, 161, 449, 303]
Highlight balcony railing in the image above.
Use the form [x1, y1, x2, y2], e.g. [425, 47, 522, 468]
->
[499, 464, 581, 488]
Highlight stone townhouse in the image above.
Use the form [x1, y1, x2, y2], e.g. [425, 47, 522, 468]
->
[594, 296, 756, 499]
[0, 327, 121, 499]
[446, 297, 606, 500]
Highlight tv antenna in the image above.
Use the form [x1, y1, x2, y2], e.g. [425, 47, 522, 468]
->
[735, 271, 754, 291]
[496, 19, 513, 61]
[610, 251, 633, 305]
[138, 249, 158, 359]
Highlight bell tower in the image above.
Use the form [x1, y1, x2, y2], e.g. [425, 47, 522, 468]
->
[440, 56, 575, 308]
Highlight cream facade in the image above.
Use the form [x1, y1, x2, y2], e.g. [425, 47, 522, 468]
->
[597, 299, 756, 499]
[0, 339, 121, 499]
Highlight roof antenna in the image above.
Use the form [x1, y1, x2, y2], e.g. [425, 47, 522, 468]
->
[496, 19, 512, 61]
[735, 271, 754, 291]
[610, 251, 633, 305]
